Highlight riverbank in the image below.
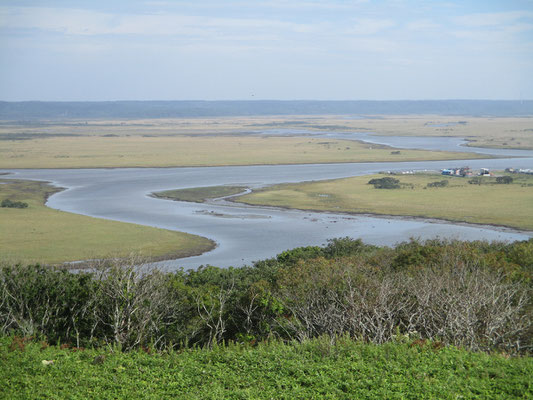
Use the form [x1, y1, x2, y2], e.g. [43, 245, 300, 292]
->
[0, 179, 215, 264]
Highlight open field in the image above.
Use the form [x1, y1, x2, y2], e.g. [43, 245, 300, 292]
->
[2, 336, 531, 399]
[1, 115, 522, 168]
[0, 179, 214, 264]
[0, 134, 485, 169]
[1, 115, 531, 144]
[316, 115, 533, 150]
[153, 185, 247, 203]
[236, 172, 533, 231]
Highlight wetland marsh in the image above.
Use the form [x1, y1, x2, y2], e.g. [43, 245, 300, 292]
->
[2, 115, 532, 267]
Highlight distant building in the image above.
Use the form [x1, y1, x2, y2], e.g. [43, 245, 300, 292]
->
[441, 166, 472, 177]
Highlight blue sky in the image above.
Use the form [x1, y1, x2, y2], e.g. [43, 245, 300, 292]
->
[1, 0, 532, 100]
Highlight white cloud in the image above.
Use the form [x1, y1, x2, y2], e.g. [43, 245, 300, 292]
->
[343, 37, 396, 53]
[449, 10, 533, 49]
[452, 10, 533, 28]
[0, 6, 313, 37]
[345, 18, 395, 35]
[251, 0, 370, 9]
[405, 19, 440, 31]
[147, 0, 370, 11]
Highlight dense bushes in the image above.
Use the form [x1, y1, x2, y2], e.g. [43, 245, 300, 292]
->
[368, 177, 401, 189]
[1, 238, 532, 353]
[426, 180, 449, 188]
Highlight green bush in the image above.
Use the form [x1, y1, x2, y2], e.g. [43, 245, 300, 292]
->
[496, 176, 513, 184]
[1, 199, 28, 208]
[368, 177, 401, 189]
[426, 180, 449, 188]
[469, 177, 484, 185]
[0, 239, 531, 353]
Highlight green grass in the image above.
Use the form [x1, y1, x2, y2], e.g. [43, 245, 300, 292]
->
[1, 336, 531, 399]
[153, 185, 247, 203]
[0, 179, 214, 264]
[236, 173, 533, 231]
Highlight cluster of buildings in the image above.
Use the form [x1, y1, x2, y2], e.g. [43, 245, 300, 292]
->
[441, 167, 533, 177]
[441, 166, 474, 177]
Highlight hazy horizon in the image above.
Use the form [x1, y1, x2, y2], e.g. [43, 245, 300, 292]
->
[1, 98, 533, 102]
[1, 0, 532, 101]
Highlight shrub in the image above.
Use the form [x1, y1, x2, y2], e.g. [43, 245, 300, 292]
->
[1, 199, 28, 208]
[1, 240, 531, 353]
[496, 176, 513, 184]
[323, 237, 376, 258]
[368, 177, 401, 189]
[426, 180, 449, 188]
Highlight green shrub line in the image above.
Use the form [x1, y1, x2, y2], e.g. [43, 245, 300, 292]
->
[0, 238, 532, 354]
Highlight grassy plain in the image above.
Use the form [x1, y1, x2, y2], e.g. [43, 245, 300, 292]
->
[236, 173, 533, 231]
[153, 185, 247, 203]
[2, 336, 531, 399]
[0, 135, 483, 169]
[325, 116, 533, 149]
[0, 115, 518, 169]
[0, 179, 214, 264]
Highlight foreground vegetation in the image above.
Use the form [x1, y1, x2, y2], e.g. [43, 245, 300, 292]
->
[2, 238, 532, 397]
[236, 172, 533, 231]
[1, 238, 531, 353]
[0, 179, 214, 264]
[2, 336, 531, 399]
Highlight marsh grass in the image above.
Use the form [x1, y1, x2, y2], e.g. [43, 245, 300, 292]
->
[0, 179, 214, 264]
[153, 186, 247, 203]
[237, 173, 533, 230]
[0, 135, 486, 169]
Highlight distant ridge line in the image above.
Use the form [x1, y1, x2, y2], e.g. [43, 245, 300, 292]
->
[0, 100, 532, 119]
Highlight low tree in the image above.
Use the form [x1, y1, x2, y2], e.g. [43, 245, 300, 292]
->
[368, 177, 401, 189]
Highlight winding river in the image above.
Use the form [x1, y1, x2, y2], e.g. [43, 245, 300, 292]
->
[3, 133, 533, 269]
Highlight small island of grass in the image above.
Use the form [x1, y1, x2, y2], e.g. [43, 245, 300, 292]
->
[153, 185, 248, 203]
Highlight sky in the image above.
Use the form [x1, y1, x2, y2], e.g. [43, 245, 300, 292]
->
[0, 0, 532, 101]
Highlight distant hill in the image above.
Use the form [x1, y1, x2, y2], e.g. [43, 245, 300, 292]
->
[0, 100, 532, 120]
